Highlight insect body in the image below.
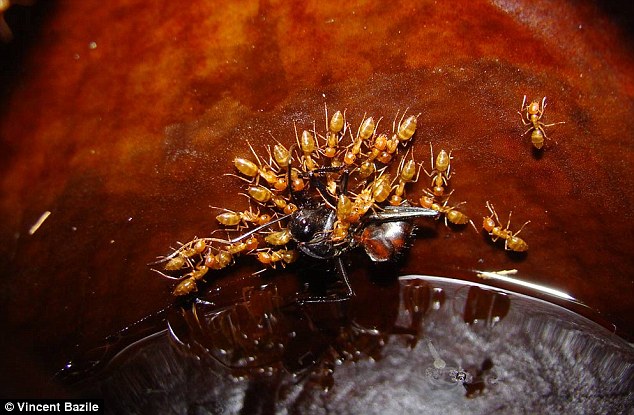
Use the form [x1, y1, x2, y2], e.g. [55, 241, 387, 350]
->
[215, 207, 272, 229]
[419, 193, 471, 227]
[359, 112, 418, 178]
[166, 235, 263, 296]
[359, 205, 436, 262]
[322, 107, 346, 163]
[256, 248, 299, 267]
[343, 116, 375, 166]
[390, 156, 419, 206]
[482, 201, 529, 252]
[519, 96, 565, 149]
[233, 141, 288, 191]
[424, 143, 452, 197]
[155, 108, 438, 301]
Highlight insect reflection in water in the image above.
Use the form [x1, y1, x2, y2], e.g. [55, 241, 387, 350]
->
[154, 108, 439, 302]
[167, 283, 397, 388]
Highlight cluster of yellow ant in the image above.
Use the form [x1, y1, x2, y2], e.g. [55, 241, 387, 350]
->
[157, 107, 424, 296]
[156, 96, 563, 297]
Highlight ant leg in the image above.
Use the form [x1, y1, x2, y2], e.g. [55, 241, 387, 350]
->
[339, 168, 351, 196]
[286, 143, 306, 204]
[411, 159, 424, 184]
[514, 220, 531, 236]
[537, 125, 559, 146]
[305, 165, 345, 175]
[486, 201, 501, 225]
[422, 145, 435, 182]
[298, 258, 353, 304]
[247, 140, 263, 166]
[542, 121, 566, 128]
[445, 150, 453, 180]
[391, 108, 402, 136]
[522, 125, 534, 136]
[365, 205, 438, 222]
[373, 116, 384, 135]
[228, 213, 292, 244]
[493, 207, 502, 228]
[302, 165, 343, 206]
[337, 257, 354, 299]
[519, 112, 531, 126]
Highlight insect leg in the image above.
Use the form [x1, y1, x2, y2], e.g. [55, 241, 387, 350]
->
[364, 205, 439, 222]
[298, 257, 353, 304]
[228, 213, 293, 244]
[302, 165, 344, 206]
[514, 220, 531, 237]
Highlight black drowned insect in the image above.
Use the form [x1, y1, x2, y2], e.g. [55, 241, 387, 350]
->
[153, 107, 439, 302]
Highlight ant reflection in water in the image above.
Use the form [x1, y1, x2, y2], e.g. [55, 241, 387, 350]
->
[401, 278, 445, 348]
[167, 283, 399, 391]
[168, 284, 290, 373]
[154, 107, 438, 303]
[463, 357, 498, 398]
[460, 285, 511, 330]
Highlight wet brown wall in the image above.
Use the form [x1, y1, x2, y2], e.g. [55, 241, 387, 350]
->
[0, 0, 632, 397]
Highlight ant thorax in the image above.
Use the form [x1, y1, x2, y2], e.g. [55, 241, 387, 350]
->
[288, 202, 353, 260]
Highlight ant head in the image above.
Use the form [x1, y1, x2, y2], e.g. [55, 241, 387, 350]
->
[288, 206, 328, 243]
[419, 195, 434, 209]
[527, 101, 541, 115]
[482, 216, 496, 232]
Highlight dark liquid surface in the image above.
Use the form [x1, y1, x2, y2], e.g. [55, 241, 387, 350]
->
[61, 276, 634, 414]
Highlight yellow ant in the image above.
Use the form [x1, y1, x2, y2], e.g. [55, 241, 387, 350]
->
[419, 191, 474, 229]
[389, 151, 421, 206]
[519, 96, 565, 149]
[482, 201, 529, 252]
[321, 105, 347, 162]
[424, 142, 452, 197]
[159, 235, 260, 296]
